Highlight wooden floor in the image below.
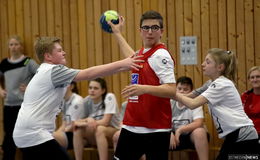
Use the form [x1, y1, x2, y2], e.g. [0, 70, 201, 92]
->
[67, 147, 220, 160]
[10, 147, 220, 160]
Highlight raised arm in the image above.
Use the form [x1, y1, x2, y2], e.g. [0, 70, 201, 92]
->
[109, 16, 136, 58]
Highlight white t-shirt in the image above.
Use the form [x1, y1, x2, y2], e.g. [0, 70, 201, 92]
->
[123, 48, 176, 133]
[13, 63, 79, 148]
[201, 76, 253, 138]
[171, 100, 204, 133]
[62, 93, 85, 121]
[84, 93, 120, 129]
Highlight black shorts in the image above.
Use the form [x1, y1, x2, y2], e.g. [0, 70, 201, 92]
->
[65, 132, 74, 149]
[114, 128, 171, 160]
[170, 132, 210, 150]
[20, 139, 71, 160]
[217, 128, 260, 160]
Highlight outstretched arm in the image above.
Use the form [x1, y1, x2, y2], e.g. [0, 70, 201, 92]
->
[122, 83, 176, 99]
[74, 56, 143, 81]
[176, 93, 208, 109]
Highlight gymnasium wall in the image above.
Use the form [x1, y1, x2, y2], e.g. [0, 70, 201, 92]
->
[0, 0, 259, 159]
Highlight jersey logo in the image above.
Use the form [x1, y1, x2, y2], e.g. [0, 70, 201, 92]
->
[210, 83, 216, 88]
[107, 96, 112, 101]
[162, 59, 168, 64]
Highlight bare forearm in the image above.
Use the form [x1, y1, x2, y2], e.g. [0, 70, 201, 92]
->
[143, 83, 176, 98]
[176, 94, 207, 109]
[113, 32, 135, 57]
[74, 60, 125, 81]
[96, 114, 112, 126]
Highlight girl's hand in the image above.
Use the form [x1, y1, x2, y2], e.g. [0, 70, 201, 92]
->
[72, 119, 88, 131]
[86, 117, 97, 130]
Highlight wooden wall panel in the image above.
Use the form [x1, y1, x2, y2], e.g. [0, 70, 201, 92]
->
[15, 0, 24, 41]
[236, 0, 247, 92]
[0, 0, 259, 159]
[78, 0, 88, 96]
[245, 0, 255, 89]
[184, 0, 193, 79]
[192, 0, 202, 93]
[175, 0, 185, 78]
[254, 0, 260, 66]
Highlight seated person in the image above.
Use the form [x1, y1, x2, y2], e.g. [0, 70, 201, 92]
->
[73, 78, 120, 160]
[241, 66, 260, 142]
[170, 76, 209, 160]
[53, 81, 84, 149]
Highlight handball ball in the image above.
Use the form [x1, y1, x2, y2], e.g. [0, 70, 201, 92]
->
[100, 10, 119, 33]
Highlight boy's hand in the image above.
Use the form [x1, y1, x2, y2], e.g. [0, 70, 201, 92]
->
[122, 84, 146, 98]
[169, 133, 177, 150]
[108, 16, 125, 34]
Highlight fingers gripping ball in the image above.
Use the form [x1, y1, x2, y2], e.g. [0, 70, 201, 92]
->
[100, 10, 119, 33]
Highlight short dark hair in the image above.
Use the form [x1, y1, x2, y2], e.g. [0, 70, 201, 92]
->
[176, 76, 193, 90]
[140, 10, 163, 28]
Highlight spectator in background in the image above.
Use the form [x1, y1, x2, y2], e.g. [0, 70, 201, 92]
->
[73, 78, 121, 160]
[53, 81, 84, 149]
[0, 35, 39, 160]
[241, 66, 260, 141]
[170, 76, 209, 160]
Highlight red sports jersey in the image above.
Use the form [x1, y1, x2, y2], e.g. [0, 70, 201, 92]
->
[241, 89, 260, 134]
[123, 44, 172, 129]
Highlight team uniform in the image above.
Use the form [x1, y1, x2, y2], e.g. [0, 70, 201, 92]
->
[0, 56, 38, 160]
[241, 89, 260, 139]
[62, 93, 85, 149]
[115, 44, 176, 160]
[13, 63, 79, 160]
[170, 100, 206, 150]
[83, 92, 120, 129]
[192, 80, 211, 96]
[201, 76, 259, 159]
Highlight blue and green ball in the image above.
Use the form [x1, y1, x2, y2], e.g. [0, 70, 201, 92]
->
[100, 10, 119, 33]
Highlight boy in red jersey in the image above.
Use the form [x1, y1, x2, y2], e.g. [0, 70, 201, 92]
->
[110, 10, 176, 160]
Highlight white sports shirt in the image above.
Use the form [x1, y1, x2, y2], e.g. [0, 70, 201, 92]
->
[123, 48, 176, 133]
[201, 76, 253, 138]
[62, 93, 85, 121]
[13, 63, 79, 148]
[171, 100, 204, 133]
[83, 93, 121, 129]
